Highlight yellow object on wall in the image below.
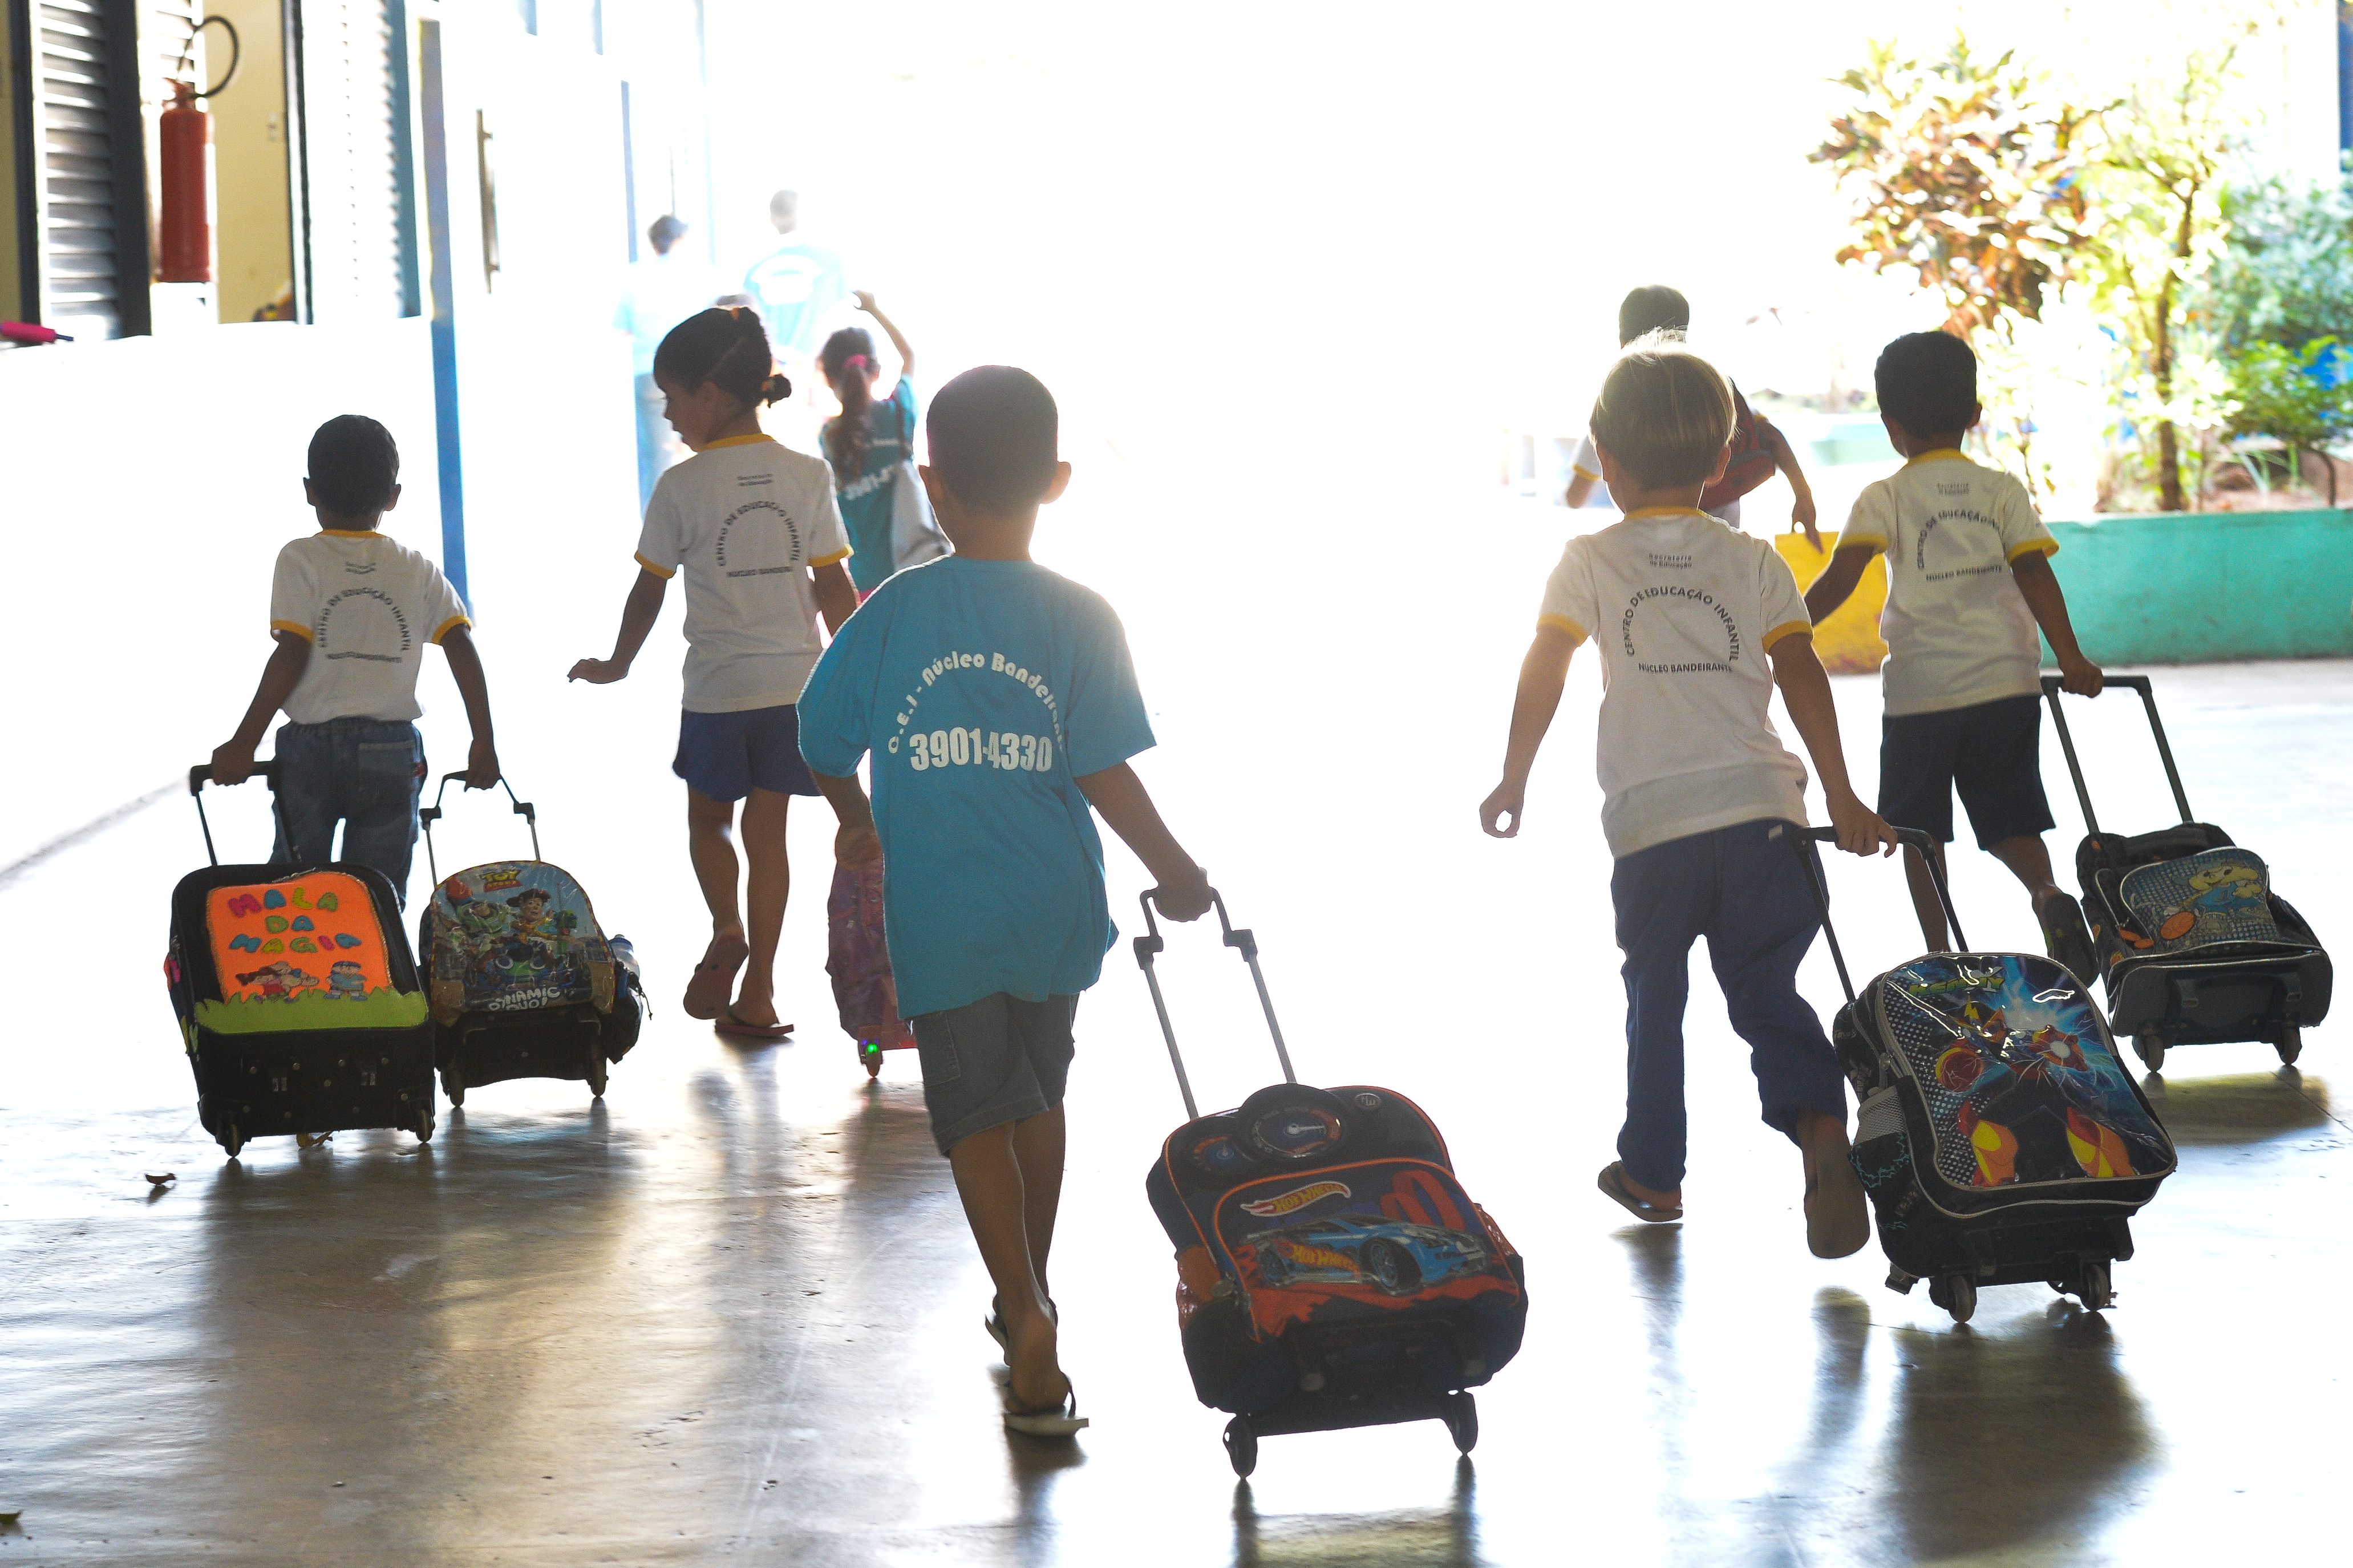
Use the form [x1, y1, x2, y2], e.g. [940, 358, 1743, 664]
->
[1774, 530, 1888, 676]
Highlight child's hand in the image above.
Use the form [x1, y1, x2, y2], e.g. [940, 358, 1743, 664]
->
[1151, 863, 1213, 922]
[836, 819, 881, 870]
[1828, 790, 1898, 857]
[2059, 655, 2104, 698]
[1479, 781, 1525, 839]
[209, 741, 258, 787]
[461, 743, 500, 790]
[853, 290, 877, 314]
[1792, 491, 1822, 552]
[568, 657, 629, 684]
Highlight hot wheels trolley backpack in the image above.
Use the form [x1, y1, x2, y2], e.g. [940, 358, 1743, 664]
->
[1135, 892, 1526, 1478]
[165, 764, 438, 1157]
[415, 775, 644, 1104]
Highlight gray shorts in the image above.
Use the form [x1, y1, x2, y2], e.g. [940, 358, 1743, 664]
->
[911, 993, 1078, 1155]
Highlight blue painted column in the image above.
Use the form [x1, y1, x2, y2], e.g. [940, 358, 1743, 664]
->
[418, 17, 469, 606]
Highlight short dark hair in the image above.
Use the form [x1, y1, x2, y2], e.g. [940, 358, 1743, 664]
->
[1589, 334, 1734, 489]
[1618, 285, 1691, 346]
[926, 366, 1059, 513]
[647, 214, 687, 253]
[307, 415, 400, 515]
[1876, 331, 1978, 435]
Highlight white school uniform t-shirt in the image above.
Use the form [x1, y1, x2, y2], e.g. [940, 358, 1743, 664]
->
[270, 530, 471, 726]
[634, 434, 852, 713]
[1538, 508, 1813, 858]
[1842, 451, 2058, 717]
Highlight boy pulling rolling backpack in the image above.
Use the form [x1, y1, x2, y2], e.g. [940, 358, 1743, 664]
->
[1136, 892, 1526, 1477]
[166, 764, 437, 1157]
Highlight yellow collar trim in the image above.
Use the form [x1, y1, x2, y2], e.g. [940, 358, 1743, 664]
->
[703, 433, 777, 451]
[318, 529, 383, 538]
[1623, 507, 1712, 520]
[1904, 449, 1970, 466]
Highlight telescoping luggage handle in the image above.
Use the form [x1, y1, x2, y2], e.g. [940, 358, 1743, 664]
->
[2039, 674, 2194, 838]
[419, 773, 539, 885]
[1790, 825, 1967, 1008]
[1132, 888, 1295, 1121]
[187, 762, 286, 868]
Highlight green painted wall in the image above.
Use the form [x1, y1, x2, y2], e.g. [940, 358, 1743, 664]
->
[2041, 509, 2353, 665]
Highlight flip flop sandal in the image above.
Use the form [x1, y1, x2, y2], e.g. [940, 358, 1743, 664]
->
[1597, 1160, 1682, 1223]
[2038, 893, 2099, 985]
[1803, 1145, 1870, 1260]
[1002, 1379, 1088, 1439]
[984, 1296, 1059, 1364]
[714, 1008, 792, 1041]
[682, 934, 750, 1020]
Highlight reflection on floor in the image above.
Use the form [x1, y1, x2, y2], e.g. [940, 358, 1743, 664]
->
[1, 642, 2346, 1563]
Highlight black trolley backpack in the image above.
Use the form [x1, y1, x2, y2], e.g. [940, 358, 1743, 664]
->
[2041, 674, 2331, 1072]
[165, 764, 439, 1158]
[1795, 826, 2176, 1325]
[414, 774, 645, 1106]
[1136, 891, 1528, 1478]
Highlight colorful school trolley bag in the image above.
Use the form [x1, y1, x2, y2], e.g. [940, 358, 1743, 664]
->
[2042, 675, 2331, 1072]
[1796, 826, 2176, 1326]
[165, 764, 438, 1158]
[1136, 893, 1526, 1478]
[415, 776, 643, 1104]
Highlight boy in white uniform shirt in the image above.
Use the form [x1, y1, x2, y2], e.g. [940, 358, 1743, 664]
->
[210, 415, 500, 905]
[1804, 332, 2103, 978]
[1481, 336, 1896, 1257]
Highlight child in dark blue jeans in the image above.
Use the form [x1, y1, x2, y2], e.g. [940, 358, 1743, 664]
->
[210, 416, 500, 904]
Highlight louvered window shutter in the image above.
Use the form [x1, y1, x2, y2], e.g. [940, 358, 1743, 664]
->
[293, 0, 416, 323]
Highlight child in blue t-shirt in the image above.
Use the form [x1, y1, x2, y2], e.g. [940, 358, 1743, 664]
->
[799, 366, 1212, 1440]
[819, 293, 921, 597]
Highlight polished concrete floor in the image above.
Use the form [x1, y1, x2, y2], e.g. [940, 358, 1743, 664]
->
[3, 479, 2348, 1563]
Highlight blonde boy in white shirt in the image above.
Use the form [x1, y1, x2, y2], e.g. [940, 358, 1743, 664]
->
[1804, 331, 2103, 978]
[1482, 337, 1896, 1258]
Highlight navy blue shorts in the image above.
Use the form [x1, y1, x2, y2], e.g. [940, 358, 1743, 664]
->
[1878, 694, 2055, 850]
[673, 704, 820, 803]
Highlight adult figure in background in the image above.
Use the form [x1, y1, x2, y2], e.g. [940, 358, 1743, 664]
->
[616, 214, 723, 512]
[743, 191, 848, 372]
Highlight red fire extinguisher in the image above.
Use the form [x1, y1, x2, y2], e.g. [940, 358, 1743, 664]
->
[159, 77, 212, 283]
[159, 17, 238, 285]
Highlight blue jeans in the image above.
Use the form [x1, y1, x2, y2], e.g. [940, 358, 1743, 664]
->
[271, 719, 426, 905]
[1610, 817, 1848, 1190]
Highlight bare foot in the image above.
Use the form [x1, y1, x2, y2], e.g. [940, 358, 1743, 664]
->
[1797, 1108, 1869, 1259]
[1005, 1302, 1070, 1413]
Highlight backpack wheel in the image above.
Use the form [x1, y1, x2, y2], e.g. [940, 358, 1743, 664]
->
[586, 1040, 608, 1099]
[1929, 1274, 1976, 1324]
[2274, 1026, 2302, 1065]
[860, 1040, 884, 1079]
[224, 1123, 244, 1158]
[413, 1111, 435, 1145]
[444, 1060, 465, 1109]
[1223, 1416, 1258, 1478]
[2075, 1259, 2113, 1311]
[1444, 1392, 1479, 1455]
[2133, 1032, 2165, 1072]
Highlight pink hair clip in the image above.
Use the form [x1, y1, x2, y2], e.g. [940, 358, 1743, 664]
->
[843, 354, 872, 371]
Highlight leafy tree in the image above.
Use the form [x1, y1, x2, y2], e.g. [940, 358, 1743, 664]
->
[2225, 337, 2353, 505]
[2199, 175, 2353, 352]
[2078, 26, 2262, 512]
[1812, 35, 2098, 339]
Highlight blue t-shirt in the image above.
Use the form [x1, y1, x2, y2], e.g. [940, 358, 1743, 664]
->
[742, 240, 847, 359]
[823, 377, 918, 594]
[796, 558, 1157, 1018]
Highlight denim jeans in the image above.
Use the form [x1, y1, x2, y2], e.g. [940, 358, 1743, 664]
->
[1609, 817, 1848, 1190]
[271, 718, 426, 906]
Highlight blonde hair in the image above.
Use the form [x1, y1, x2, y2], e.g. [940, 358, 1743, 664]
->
[1588, 332, 1734, 490]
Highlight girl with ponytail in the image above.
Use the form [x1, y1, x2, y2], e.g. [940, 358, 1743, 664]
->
[819, 293, 922, 597]
[570, 306, 868, 1039]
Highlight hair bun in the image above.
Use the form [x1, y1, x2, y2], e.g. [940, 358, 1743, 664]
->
[762, 372, 792, 406]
